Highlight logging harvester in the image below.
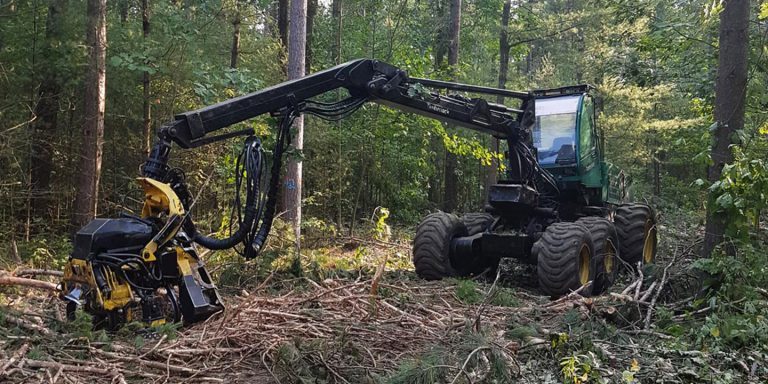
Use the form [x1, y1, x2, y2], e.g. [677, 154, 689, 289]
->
[60, 59, 657, 330]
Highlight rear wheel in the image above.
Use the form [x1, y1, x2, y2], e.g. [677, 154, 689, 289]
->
[460, 213, 494, 235]
[412, 212, 468, 280]
[535, 222, 596, 297]
[576, 217, 619, 295]
[614, 204, 657, 268]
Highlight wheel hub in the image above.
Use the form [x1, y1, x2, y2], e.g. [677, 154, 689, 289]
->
[642, 219, 656, 264]
[578, 244, 590, 285]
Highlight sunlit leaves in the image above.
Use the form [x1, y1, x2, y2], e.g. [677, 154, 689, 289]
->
[707, 145, 768, 238]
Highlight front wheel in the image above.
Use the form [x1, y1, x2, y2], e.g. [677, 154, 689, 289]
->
[535, 222, 596, 297]
[576, 217, 619, 295]
[614, 204, 657, 268]
[412, 212, 468, 280]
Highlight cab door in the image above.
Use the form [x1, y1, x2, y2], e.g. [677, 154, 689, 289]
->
[577, 96, 601, 187]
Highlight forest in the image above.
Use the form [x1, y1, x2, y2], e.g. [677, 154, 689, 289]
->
[0, 0, 767, 382]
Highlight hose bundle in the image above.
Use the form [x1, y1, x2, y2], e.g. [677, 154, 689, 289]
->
[190, 110, 297, 259]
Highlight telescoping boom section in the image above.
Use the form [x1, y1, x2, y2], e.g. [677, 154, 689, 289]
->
[159, 59, 534, 149]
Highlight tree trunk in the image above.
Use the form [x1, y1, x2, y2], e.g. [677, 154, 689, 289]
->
[305, 0, 317, 74]
[142, 0, 152, 157]
[702, 0, 749, 258]
[230, 8, 240, 68]
[71, 0, 107, 230]
[331, 0, 342, 64]
[428, 0, 447, 207]
[30, 0, 67, 220]
[284, 0, 306, 253]
[442, 0, 461, 212]
[278, 0, 289, 49]
[446, 0, 461, 70]
[332, 0, 343, 226]
[118, 0, 128, 23]
[485, 0, 511, 194]
[432, 0, 447, 70]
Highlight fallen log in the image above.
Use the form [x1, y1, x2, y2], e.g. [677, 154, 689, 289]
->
[2, 313, 54, 336]
[14, 268, 64, 278]
[0, 274, 58, 291]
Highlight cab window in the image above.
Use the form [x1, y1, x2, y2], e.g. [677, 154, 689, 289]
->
[579, 98, 595, 158]
[533, 95, 581, 165]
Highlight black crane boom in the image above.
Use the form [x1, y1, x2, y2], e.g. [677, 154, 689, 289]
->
[158, 59, 534, 149]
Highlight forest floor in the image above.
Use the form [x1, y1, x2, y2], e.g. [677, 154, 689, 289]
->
[0, 216, 766, 383]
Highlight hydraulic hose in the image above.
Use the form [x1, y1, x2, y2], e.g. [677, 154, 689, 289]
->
[247, 114, 293, 257]
[192, 137, 263, 250]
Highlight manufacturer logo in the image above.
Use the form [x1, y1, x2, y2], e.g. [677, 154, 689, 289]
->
[427, 103, 450, 115]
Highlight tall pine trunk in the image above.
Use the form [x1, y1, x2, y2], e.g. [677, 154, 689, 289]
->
[485, 0, 512, 193]
[278, 0, 289, 50]
[428, 0, 447, 208]
[284, 0, 307, 255]
[230, 5, 240, 68]
[702, 0, 749, 258]
[442, 0, 461, 212]
[332, 0, 342, 65]
[142, 0, 152, 157]
[30, 0, 68, 219]
[72, 0, 106, 230]
[305, 0, 317, 74]
[332, 0, 343, 226]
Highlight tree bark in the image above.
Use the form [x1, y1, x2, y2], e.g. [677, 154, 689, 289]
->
[442, 0, 461, 212]
[0, 274, 58, 291]
[331, 0, 342, 65]
[278, 0, 289, 49]
[142, 0, 152, 157]
[284, 0, 306, 251]
[432, 0, 448, 70]
[71, 0, 107, 230]
[305, 0, 317, 74]
[485, 0, 511, 193]
[30, 0, 67, 220]
[332, 0, 343, 226]
[702, 0, 749, 258]
[118, 0, 128, 23]
[446, 0, 461, 70]
[230, 6, 240, 68]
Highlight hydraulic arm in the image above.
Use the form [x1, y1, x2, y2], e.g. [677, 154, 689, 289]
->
[160, 59, 532, 149]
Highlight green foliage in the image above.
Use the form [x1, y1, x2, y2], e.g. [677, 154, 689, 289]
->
[10, 235, 71, 270]
[691, 240, 768, 350]
[454, 279, 481, 304]
[560, 352, 601, 384]
[506, 324, 537, 341]
[386, 347, 452, 384]
[387, 329, 513, 384]
[490, 287, 520, 307]
[703, 144, 768, 239]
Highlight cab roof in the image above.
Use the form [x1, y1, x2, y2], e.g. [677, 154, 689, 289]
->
[532, 84, 594, 99]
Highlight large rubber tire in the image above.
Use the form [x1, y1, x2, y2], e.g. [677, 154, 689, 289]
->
[535, 222, 596, 297]
[412, 212, 468, 280]
[460, 213, 494, 235]
[576, 217, 619, 295]
[614, 204, 657, 267]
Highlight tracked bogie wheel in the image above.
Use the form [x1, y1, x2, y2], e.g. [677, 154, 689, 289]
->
[460, 213, 494, 235]
[576, 217, 619, 295]
[535, 222, 596, 297]
[614, 204, 657, 268]
[412, 212, 468, 280]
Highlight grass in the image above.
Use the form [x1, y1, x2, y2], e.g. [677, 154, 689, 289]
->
[455, 279, 481, 304]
